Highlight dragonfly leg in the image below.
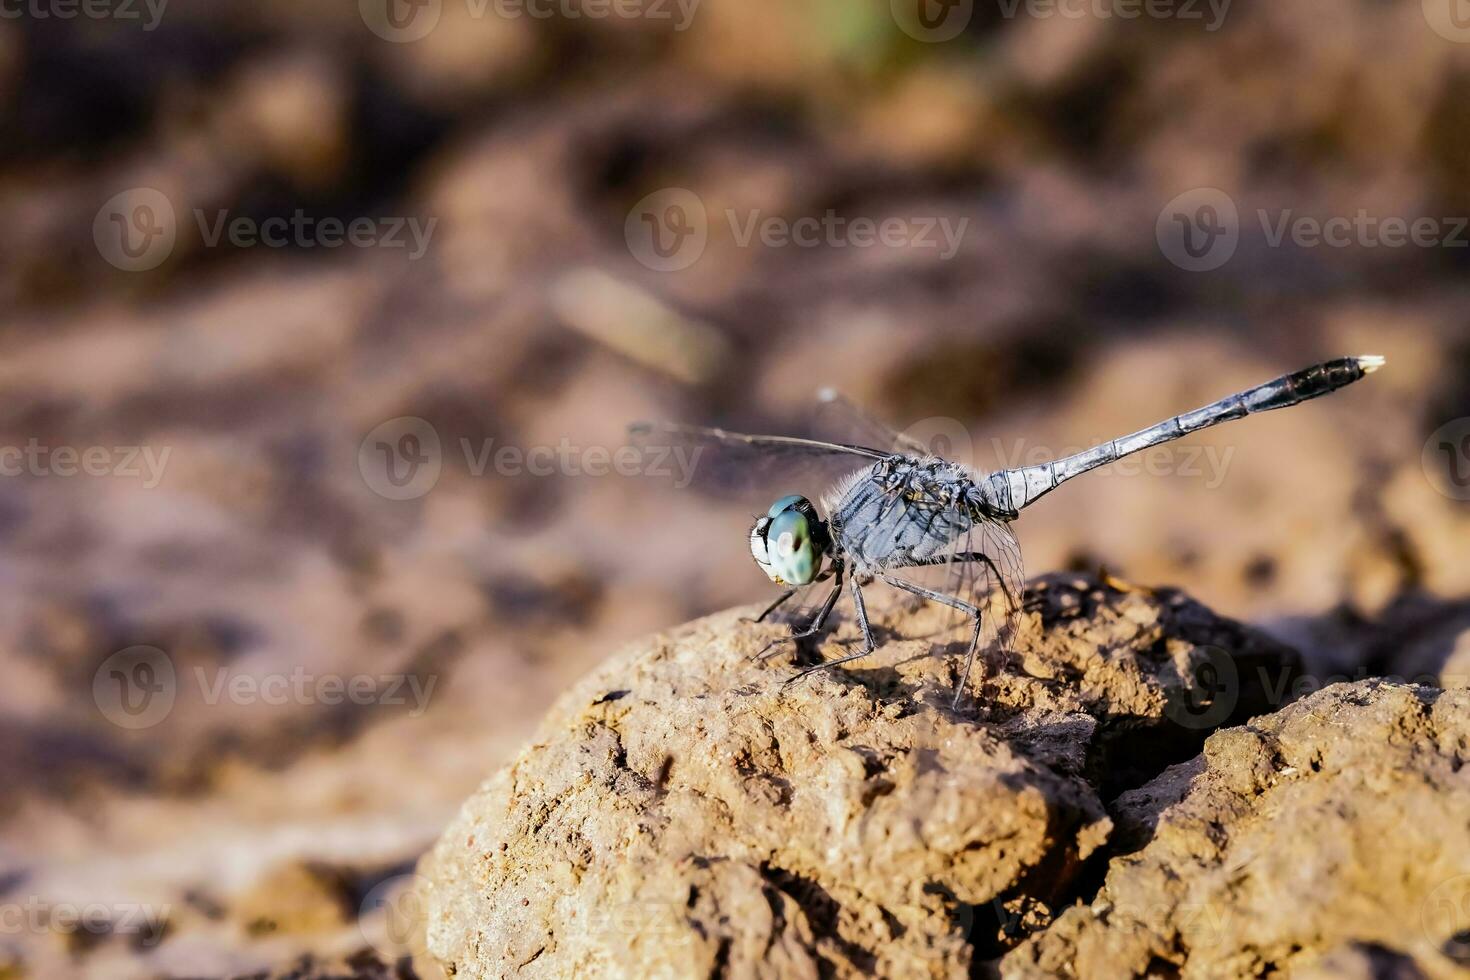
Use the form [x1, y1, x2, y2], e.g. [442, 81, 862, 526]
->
[896, 551, 1018, 612]
[952, 614, 985, 711]
[745, 588, 798, 624]
[878, 575, 979, 615]
[755, 567, 844, 661]
[880, 574, 989, 711]
[783, 576, 877, 685]
[875, 471, 914, 522]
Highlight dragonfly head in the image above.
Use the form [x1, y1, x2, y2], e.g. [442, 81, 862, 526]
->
[750, 494, 830, 587]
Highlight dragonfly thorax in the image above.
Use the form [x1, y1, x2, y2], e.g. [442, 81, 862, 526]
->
[823, 456, 995, 573]
[873, 455, 975, 503]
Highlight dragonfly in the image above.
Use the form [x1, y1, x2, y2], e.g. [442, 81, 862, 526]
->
[632, 355, 1384, 709]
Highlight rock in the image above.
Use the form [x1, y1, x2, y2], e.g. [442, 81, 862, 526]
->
[1003, 680, 1470, 980]
[253, 949, 426, 979]
[419, 574, 1299, 978]
[233, 861, 354, 938]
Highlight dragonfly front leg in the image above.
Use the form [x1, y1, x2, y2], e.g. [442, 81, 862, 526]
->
[745, 588, 798, 624]
[754, 565, 844, 661]
[875, 469, 915, 522]
[784, 576, 878, 685]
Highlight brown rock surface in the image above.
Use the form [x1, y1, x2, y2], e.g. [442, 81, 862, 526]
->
[419, 574, 1299, 978]
[1004, 680, 1470, 980]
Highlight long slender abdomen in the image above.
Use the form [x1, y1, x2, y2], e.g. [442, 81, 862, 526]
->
[982, 355, 1384, 514]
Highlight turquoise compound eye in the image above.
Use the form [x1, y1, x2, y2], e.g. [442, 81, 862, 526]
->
[750, 495, 826, 586]
[765, 505, 818, 586]
[767, 494, 806, 518]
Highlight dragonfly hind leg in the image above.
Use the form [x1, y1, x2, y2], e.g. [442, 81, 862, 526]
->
[897, 551, 1018, 611]
[879, 574, 987, 711]
[783, 576, 878, 685]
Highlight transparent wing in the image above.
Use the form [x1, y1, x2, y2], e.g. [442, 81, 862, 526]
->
[813, 388, 980, 472]
[813, 388, 931, 456]
[629, 421, 888, 459]
[627, 420, 888, 500]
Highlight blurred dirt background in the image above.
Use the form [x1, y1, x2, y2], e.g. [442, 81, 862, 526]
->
[0, 0, 1468, 976]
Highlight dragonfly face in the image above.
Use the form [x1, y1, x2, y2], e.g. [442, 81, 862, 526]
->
[749, 494, 829, 586]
